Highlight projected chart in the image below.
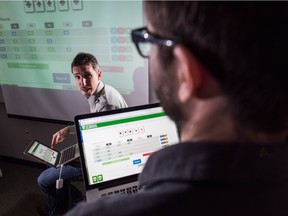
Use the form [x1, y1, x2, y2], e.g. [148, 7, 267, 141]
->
[0, 0, 147, 95]
[0, 0, 148, 122]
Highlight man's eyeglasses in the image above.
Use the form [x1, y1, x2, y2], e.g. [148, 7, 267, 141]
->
[131, 27, 178, 58]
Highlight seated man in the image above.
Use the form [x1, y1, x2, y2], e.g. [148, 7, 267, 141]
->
[37, 52, 128, 215]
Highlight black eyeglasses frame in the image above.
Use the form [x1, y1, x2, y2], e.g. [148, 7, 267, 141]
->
[131, 27, 178, 58]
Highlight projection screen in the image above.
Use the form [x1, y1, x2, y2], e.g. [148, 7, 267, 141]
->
[0, 0, 148, 123]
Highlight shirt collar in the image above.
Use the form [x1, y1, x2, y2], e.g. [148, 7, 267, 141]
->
[87, 81, 105, 107]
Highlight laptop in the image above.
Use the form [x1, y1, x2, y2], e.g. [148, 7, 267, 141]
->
[74, 103, 180, 202]
[24, 139, 80, 168]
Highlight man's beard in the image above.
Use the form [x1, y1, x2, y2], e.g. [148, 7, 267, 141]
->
[153, 71, 185, 128]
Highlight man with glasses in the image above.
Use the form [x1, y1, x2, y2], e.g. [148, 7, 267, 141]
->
[37, 52, 128, 216]
[65, 2, 288, 216]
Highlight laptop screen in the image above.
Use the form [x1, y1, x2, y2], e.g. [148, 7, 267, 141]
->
[75, 103, 180, 190]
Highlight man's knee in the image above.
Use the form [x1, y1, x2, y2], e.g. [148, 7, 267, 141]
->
[37, 168, 58, 188]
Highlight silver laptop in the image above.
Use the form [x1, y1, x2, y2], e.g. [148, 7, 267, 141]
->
[24, 139, 80, 168]
[74, 103, 180, 202]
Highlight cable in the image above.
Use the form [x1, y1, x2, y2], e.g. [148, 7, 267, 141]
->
[56, 164, 64, 189]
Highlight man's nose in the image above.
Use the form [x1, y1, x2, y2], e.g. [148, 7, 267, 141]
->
[83, 78, 88, 86]
[79, 77, 88, 86]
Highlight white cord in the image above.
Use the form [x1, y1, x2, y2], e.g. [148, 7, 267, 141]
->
[59, 164, 63, 179]
[56, 164, 64, 189]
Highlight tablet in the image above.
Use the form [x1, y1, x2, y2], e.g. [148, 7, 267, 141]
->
[23, 139, 60, 167]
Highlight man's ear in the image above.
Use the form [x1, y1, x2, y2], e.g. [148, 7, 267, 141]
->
[173, 45, 204, 103]
[97, 69, 102, 79]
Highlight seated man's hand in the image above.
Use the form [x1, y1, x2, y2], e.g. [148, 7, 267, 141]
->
[51, 126, 70, 148]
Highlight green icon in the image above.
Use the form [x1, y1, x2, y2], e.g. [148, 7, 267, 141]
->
[92, 176, 97, 183]
[45, 31, 52, 36]
[97, 174, 103, 182]
[27, 31, 34, 36]
[30, 47, 36, 51]
[92, 174, 103, 183]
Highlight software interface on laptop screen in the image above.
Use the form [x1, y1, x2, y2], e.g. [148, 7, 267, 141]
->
[76, 105, 179, 187]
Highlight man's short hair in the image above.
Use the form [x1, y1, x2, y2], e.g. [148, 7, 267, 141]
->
[145, 1, 288, 132]
[71, 52, 99, 71]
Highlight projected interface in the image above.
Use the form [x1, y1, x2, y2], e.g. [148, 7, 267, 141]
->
[79, 108, 179, 186]
[0, 0, 148, 121]
[0, 0, 145, 94]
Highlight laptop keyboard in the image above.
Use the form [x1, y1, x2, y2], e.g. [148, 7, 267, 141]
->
[60, 145, 76, 164]
[101, 185, 139, 197]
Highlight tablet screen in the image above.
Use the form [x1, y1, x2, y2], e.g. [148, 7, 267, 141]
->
[25, 140, 59, 166]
